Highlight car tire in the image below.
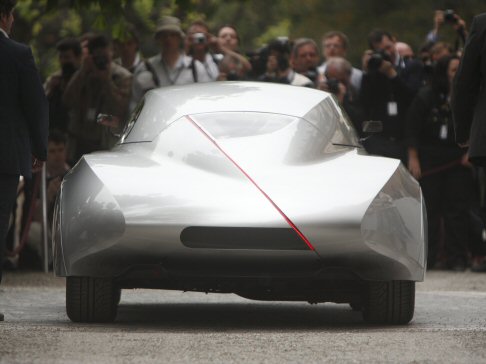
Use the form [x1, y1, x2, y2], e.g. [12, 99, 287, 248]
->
[66, 277, 118, 323]
[349, 302, 362, 311]
[362, 280, 415, 325]
[114, 287, 122, 305]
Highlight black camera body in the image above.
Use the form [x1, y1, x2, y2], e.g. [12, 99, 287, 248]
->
[444, 9, 458, 24]
[92, 54, 109, 70]
[304, 69, 318, 84]
[326, 78, 340, 94]
[226, 70, 239, 81]
[367, 50, 392, 72]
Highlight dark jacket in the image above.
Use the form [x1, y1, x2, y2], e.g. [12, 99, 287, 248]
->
[406, 85, 465, 171]
[0, 32, 49, 178]
[360, 57, 422, 140]
[452, 13, 486, 165]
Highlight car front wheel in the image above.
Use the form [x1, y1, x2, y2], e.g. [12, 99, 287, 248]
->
[66, 276, 119, 323]
[362, 280, 415, 325]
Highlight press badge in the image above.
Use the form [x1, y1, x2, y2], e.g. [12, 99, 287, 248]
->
[440, 124, 448, 140]
[387, 101, 398, 116]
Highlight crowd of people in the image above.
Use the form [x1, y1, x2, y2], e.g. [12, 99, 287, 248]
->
[4, 9, 486, 273]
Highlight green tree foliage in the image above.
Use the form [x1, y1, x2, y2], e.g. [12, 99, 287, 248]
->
[13, 0, 486, 79]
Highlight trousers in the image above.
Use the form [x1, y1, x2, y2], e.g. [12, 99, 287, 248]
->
[0, 174, 20, 284]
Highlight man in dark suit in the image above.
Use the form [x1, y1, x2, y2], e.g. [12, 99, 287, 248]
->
[0, 0, 49, 321]
[360, 29, 424, 163]
[452, 13, 486, 167]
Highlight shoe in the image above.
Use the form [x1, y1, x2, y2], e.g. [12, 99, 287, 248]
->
[447, 259, 466, 272]
[471, 256, 486, 272]
[429, 260, 447, 270]
[451, 263, 466, 272]
[0, 312, 4, 321]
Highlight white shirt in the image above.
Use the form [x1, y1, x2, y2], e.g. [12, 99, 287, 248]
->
[288, 70, 313, 87]
[130, 52, 212, 111]
[203, 53, 220, 81]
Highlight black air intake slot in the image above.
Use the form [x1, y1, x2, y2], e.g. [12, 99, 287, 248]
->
[180, 227, 308, 250]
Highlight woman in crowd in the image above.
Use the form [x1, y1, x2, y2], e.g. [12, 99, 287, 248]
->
[216, 24, 251, 80]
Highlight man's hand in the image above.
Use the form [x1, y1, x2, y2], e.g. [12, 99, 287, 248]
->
[81, 54, 95, 73]
[408, 155, 422, 180]
[208, 34, 221, 53]
[32, 156, 44, 173]
[361, 50, 373, 72]
[408, 148, 421, 180]
[461, 152, 472, 168]
[453, 17, 467, 32]
[379, 59, 397, 79]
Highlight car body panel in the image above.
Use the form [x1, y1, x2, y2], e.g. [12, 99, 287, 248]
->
[53, 82, 426, 283]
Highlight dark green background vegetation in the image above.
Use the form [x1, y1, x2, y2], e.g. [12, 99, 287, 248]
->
[12, 0, 486, 79]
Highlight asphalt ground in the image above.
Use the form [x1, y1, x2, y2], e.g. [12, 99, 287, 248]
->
[0, 270, 485, 363]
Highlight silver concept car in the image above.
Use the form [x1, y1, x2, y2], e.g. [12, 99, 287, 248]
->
[53, 82, 426, 324]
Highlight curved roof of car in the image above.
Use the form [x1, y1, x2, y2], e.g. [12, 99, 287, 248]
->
[124, 81, 333, 143]
[150, 81, 330, 116]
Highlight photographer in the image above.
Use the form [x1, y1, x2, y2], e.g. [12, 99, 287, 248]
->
[319, 57, 364, 135]
[131, 17, 211, 108]
[214, 25, 252, 81]
[291, 38, 320, 87]
[427, 10, 467, 47]
[406, 55, 472, 270]
[63, 34, 132, 163]
[185, 20, 219, 81]
[318, 31, 363, 93]
[259, 38, 313, 87]
[44, 38, 82, 133]
[359, 29, 423, 161]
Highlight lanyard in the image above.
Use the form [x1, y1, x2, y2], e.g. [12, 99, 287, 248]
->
[161, 59, 184, 85]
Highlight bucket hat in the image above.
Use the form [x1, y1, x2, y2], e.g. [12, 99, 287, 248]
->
[155, 16, 185, 38]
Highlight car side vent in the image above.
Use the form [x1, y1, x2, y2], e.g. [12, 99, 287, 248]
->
[180, 227, 308, 250]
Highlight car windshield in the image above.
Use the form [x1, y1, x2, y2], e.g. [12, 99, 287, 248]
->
[192, 112, 296, 139]
[188, 110, 357, 164]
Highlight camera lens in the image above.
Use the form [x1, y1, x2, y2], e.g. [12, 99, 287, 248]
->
[192, 32, 206, 44]
[367, 53, 383, 71]
[444, 9, 458, 23]
[326, 78, 340, 94]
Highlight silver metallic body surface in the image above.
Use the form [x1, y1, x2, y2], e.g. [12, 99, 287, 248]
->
[53, 82, 426, 285]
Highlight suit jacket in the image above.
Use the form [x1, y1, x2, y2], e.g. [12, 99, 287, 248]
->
[0, 32, 48, 178]
[452, 13, 486, 164]
[360, 68, 414, 141]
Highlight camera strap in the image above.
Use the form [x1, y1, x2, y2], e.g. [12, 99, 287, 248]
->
[190, 58, 199, 83]
[161, 58, 186, 85]
[144, 60, 160, 87]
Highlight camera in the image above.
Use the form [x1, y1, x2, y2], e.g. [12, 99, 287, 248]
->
[367, 50, 391, 72]
[226, 70, 239, 81]
[192, 32, 207, 44]
[92, 54, 109, 70]
[444, 9, 458, 24]
[325, 78, 340, 94]
[304, 69, 318, 84]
